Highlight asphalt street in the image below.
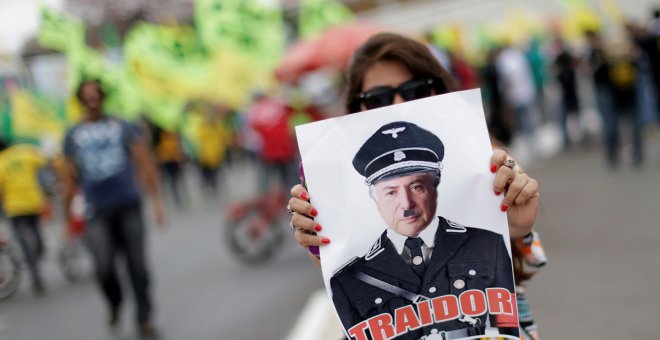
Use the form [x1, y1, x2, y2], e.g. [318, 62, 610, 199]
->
[524, 132, 660, 339]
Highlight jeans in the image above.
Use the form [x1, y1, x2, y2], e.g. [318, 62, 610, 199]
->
[10, 214, 44, 287]
[84, 202, 153, 324]
[595, 85, 643, 166]
[513, 104, 535, 139]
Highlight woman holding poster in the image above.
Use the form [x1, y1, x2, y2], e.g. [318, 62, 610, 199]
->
[288, 33, 540, 340]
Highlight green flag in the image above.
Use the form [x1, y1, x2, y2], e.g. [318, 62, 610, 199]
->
[298, 0, 354, 39]
[194, 0, 285, 68]
[37, 7, 85, 51]
[66, 44, 142, 120]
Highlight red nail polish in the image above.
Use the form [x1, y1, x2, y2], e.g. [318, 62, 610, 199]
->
[310, 208, 318, 217]
[495, 191, 501, 196]
[501, 204, 508, 212]
[490, 164, 497, 173]
[322, 238, 331, 244]
[301, 192, 309, 201]
[315, 224, 322, 232]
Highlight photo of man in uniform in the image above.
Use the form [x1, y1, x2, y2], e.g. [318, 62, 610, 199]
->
[330, 121, 518, 340]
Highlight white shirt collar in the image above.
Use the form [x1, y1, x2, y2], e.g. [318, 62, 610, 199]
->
[387, 217, 439, 255]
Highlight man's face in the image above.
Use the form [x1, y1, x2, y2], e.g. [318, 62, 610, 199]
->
[372, 172, 438, 237]
[80, 83, 103, 112]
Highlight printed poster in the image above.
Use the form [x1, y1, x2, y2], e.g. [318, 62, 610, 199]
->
[296, 89, 519, 340]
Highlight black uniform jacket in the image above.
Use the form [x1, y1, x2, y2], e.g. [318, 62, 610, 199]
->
[330, 216, 517, 340]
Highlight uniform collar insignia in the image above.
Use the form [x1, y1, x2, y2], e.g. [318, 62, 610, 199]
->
[445, 219, 467, 233]
[381, 127, 406, 138]
[365, 236, 385, 261]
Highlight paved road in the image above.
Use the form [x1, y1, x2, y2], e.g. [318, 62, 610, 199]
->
[524, 133, 660, 339]
[0, 160, 324, 340]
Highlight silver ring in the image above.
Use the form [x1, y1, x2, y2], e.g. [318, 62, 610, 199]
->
[286, 204, 293, 214]
[504, 159, 516, 169]
[290, 220, 303, 231]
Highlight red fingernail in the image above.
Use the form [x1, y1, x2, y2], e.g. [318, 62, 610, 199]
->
[322, 238, 331, 244]
[495, 191, 501, 196]
[315, 224, 322, 232]
[310, 208, 318, 217]
[501, 204, 508, 212]
[301, 192, 309, 201]
[490, 164, 497, 173]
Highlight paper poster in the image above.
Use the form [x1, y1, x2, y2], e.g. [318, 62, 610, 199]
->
[296, 89, 519, 340]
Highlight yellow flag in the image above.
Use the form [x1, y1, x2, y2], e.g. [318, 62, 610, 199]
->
[9, 90, 66, 141]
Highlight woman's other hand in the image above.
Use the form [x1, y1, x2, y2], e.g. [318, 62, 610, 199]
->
[490, 149, 540, 239]
[289, 184, 330, 250]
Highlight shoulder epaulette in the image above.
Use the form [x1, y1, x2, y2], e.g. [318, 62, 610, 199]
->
[333, 256, 359, 275]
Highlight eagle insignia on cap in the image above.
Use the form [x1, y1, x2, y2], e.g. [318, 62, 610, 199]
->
[381, 127, 406, 138]
[393, 150, 406, 162]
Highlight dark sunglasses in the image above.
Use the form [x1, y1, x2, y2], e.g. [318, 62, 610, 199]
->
[357, 78, 437, 110]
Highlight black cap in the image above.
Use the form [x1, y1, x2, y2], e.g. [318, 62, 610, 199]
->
[352, 121, 444, 185]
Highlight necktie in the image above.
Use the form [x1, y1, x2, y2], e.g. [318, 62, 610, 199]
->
[405, 237, 426, 279]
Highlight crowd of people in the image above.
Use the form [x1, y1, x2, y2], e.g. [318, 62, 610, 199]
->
[432, 13, 660, 169]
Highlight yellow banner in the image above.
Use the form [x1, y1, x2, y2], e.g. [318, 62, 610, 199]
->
[9, 90, 66, 141]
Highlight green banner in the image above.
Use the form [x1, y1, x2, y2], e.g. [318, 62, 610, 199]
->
[125, 21, 273, 124]
[298, 0, 354, 39]
[66, 45, 142, 120]
[195, 0, 285, 68]
[37, 7, 85, 51]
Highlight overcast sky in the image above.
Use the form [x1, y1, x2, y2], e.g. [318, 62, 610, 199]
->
[0, 0, 62, 54]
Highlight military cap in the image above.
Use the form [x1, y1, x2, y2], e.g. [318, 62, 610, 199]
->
[352, 121, 444, 185]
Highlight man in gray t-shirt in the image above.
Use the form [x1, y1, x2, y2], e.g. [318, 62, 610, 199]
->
[61, 80, 165, 339]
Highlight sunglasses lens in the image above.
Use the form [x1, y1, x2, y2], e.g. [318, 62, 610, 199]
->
[400, 81, 433, 102]
[362, 89, 395, 110]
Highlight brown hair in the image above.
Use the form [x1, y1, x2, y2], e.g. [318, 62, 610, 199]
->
[346, 32, 455, 113]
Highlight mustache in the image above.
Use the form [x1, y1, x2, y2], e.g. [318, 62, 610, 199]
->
[403, 209, 418, 218]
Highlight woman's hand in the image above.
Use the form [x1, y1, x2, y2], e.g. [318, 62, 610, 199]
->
[289, 184, 330, 250]
[490, 149, 540, 239]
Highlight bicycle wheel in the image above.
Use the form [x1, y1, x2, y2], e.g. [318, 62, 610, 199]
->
[0, 242, 22, 301]
[224, 211, 284, 265]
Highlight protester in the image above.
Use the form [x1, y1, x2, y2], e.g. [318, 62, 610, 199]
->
[0, 141, 48, 294]
[482, 46, 513, 145]
[553, 38, 583, 148]
[287, 33, 540, 338]
[586, 30, 643, 168]
[496, 44, 538, 147]
[153, 127, 186, 207]
[247, 93, 298, 190]
[196, 105, 231, 196]
[60, 79, 165, 338]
